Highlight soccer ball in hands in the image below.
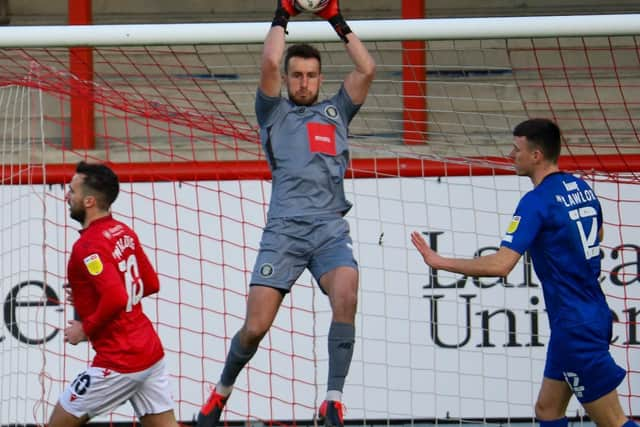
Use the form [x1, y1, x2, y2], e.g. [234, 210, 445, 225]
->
[294, 0, 330, 13]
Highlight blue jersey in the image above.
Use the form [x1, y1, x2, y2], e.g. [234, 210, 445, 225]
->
[255, 85, 360, 219]
[501, 172, 609, 329]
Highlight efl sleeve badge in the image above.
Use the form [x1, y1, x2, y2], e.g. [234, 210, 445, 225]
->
[83, 253, 104, 276]
[506, 216, 521, 234]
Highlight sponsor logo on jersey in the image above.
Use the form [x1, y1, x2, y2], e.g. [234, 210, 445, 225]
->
[83, 254, 104, 276]
[307, 122, 337, 155]
[70, 393, 78, 402]
[324, 105, 338, 120]
[506, 216, 521, 234]
[259, 263, 274, 278]
[107, 224, 125, 237]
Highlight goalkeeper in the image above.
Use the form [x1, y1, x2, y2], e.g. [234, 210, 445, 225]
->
[197, 1, 375, 427]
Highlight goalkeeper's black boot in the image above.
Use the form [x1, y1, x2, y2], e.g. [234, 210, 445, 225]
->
[318, 400, 344, 427]
[197, 388, 229, 427]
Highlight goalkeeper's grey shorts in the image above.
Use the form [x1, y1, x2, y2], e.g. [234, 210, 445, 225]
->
[250, 215, 358, 293]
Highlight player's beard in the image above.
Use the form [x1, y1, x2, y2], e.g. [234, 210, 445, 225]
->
[69, 205, 86, 225]
[289, 90, 318, 106]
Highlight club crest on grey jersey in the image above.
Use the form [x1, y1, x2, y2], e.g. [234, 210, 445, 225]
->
[324, 105, 339, 121]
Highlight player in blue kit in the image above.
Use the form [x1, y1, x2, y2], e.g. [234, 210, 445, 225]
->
[411, 119, 637, 427]
[196, 1, 375, 427]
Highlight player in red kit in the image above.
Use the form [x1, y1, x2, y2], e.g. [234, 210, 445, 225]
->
[48, 161, 179, 427]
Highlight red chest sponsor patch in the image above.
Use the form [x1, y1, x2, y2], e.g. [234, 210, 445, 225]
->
[307, 122, 336, 155]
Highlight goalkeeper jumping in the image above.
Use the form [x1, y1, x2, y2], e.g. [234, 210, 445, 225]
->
[197, 0, 376, 426]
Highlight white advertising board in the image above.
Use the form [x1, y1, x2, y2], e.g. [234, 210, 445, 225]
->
[0, 176, 638, 424]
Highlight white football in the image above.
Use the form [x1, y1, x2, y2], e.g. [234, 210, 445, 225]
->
[295, 0, 330, 12]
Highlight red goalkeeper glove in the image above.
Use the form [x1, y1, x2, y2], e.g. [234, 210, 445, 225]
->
[315, 0, 352, 43]
[272, 0, 299, 30]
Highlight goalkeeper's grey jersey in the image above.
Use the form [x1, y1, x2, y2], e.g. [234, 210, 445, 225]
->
[255, 85, 360, 219]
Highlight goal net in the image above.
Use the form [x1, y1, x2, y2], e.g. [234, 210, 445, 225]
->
[0, 17, 638, 426]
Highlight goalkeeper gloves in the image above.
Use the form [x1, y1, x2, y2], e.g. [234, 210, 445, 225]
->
[272, 0, 299, 31]
[315, 0, 352, 43]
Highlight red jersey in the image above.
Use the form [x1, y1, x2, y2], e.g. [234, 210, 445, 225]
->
[67, 215, 164, 373]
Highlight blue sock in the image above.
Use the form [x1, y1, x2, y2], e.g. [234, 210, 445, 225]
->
[538, 417, 568, 427]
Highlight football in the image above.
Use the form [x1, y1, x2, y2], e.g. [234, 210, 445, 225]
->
[294, 0, 329, 13]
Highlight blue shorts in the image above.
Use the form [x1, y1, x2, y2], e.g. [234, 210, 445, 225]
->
[544, 320, 626, 403]
[250, 215, 357, 293]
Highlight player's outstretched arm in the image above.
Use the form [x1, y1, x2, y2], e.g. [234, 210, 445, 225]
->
[316, 0, 376, 104]
[411, 231, 521, 278]
[260, 0, 296, 97]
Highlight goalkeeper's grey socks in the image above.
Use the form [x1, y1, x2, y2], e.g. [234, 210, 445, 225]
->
[219, 332, 258, 389]
[327, 321, 355, 392]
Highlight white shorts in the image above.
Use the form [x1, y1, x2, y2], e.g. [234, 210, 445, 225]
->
[59, 357, 174, 420]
